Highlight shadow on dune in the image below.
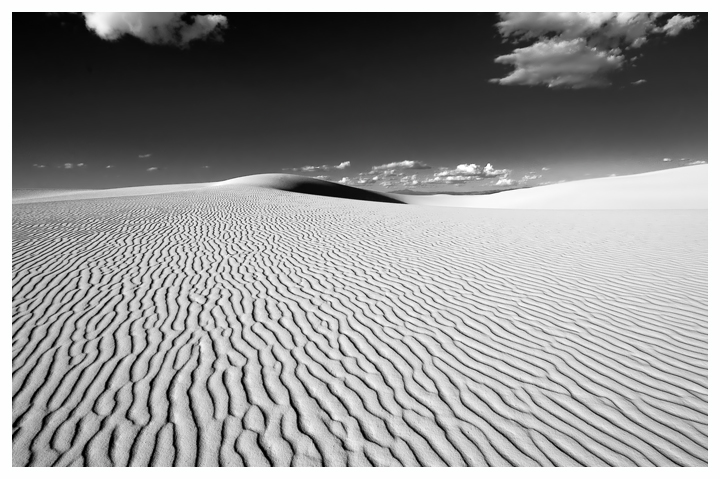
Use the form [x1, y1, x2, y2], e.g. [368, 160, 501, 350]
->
[216, 174, 406, 204]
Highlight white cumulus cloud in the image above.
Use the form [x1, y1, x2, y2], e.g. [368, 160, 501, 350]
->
[147, 167, 158, 171]
[370, 160, 431, 173]
[662, 158, 673, 162]
[82, 13, 228, 46]
[492, 38, 624, 88]
[437, 163, 510, 179]
[496, 178, 518, 186]
[662, 15, 697, 36]
[492, 12, 698, 88]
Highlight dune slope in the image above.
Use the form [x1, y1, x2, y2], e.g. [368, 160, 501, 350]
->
[396, 165, 708, 209]
[218, 173, 405, 204]
[12, 183, 707, 466]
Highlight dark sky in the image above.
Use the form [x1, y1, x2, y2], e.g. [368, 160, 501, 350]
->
[13, 12, 708, 191]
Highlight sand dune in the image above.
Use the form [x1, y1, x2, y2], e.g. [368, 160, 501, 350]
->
[12, 177, 707, 466]
[12, 189, 95, 201]
[395, 165, 708, 209]
[218, 174, 404, 204]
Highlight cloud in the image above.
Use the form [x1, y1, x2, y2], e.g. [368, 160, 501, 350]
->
[520, 174, 541, 183]
[106, 165, 114, 168]
[313, 175, 331, 181]
[425, 175, 473, 185]
[662, 158, 673, 162]
[355, 177, 377, 185]
[631, 79, 647, 85]
[436, 163, 510, 179]
[496, 178, 518, 186]
[541, 167, 550, 171]
[32, 164, 45, 168]
[337, 164, 507, 189]
[496, 12, 665, 47]
[59, 163, 85, 169]
[370, 160, 431, 173]
[147, 167, 158, 171]
[492, 13, 698, 88]
[81, 13, 228, 46]
[288, 161, 351, 172]
[138, 153, 152, 158]
[419, 163, 512, 185]
[202, 165, 210, 169]
[685, 160, 707, 165]
[662, 15, 697, 36]
[491, 38, 624, 88]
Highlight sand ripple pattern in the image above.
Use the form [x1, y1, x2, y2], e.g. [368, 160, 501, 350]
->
[12, 187, 707, 466]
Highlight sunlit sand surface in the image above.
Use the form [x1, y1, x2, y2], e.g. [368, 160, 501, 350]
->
[13, 168, 707, 466]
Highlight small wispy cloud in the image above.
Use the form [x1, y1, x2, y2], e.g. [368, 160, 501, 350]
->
[139, 153, 152, 158]
[662, 158, 673, 162]
[313, 175, 331, 181]
[106, 165, 114, 168]
[685, 160, 707, 166]
[541, 167, 550, 171]
[631, 79, 647, 85]
[520, 174, 541, 183]
[287, 161, 351, 172]
[80, 13, 228, 47]
[59, 163, 85, 169]
[147, 167, 158, 171]
[32, 164, 46, 168]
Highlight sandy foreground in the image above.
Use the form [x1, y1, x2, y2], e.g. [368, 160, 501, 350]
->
[12, 169, 707, 466]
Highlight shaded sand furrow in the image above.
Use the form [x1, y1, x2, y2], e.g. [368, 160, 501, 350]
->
[13, 186, 707, 466]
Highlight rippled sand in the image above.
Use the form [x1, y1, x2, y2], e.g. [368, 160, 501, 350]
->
[12, 179, 707, 466]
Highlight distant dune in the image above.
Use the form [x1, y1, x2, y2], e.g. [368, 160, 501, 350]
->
[13, 174, 403, 205]
[217, 174, 405, 204]
[395, 165, 708, 209]
[13, 168, 707, 466]
[12, 189, 95, 201]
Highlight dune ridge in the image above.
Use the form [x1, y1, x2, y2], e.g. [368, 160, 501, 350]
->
[12, 182, 707, 466]
[395, 165, 708, 209]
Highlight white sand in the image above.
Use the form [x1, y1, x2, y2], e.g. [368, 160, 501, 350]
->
[12, 171, 707, 466]
[394, 165, 708, 209]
